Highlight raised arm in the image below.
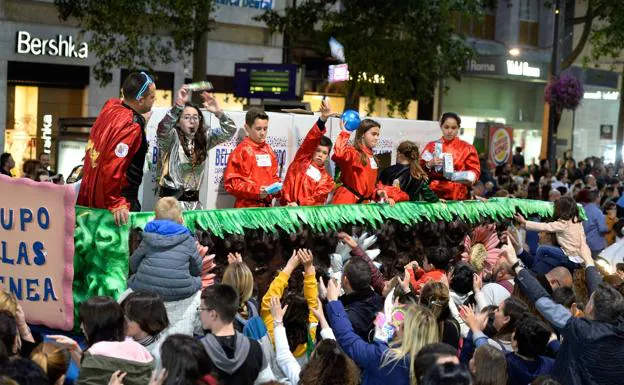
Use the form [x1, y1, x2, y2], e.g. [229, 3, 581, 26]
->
[331, 123, 355, 165]
[325, 280, 384, 371]
[261, 251, 300, 343]
[158, 86, 189, 152]
[200, 92, 238, 150]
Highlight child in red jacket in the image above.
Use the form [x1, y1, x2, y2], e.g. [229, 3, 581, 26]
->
[331, 119, 408, 205]
[224, 108, 281, 208]
[408, 246, 453, 293]
[281, 100, 334, 206]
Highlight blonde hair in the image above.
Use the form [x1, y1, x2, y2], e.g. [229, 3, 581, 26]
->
[222, 262, 254, 304]
[419, 281, 451, 341]
[381, 305, 439, 385]
[30, 342, 70, 384]
[154, 197, 183, 221]
[0, 291, 17, 316]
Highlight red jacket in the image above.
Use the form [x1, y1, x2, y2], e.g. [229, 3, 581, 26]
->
[420, 137, 480, 200]
[408, 268, 446, 293]
[331, 131, 408, 204]
[224, 137, 280, 208]
[281, 120, 334, 206]
[77, 99, 147, 212]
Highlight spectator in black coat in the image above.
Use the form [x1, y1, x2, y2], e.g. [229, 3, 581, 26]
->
[505, 240, 624, 385]
[338, 257, 382, 342]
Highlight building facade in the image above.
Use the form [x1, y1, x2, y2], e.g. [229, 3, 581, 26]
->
[0, 0, 284, 176]
[439, 0, 621, 164]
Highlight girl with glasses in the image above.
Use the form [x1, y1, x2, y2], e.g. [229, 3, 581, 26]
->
[157, 86, 237, 210]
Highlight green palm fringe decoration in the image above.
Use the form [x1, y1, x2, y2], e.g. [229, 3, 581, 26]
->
[71, 198, 583, 328]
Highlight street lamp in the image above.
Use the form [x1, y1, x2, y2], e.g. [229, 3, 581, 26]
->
[547, 0, 561, 171]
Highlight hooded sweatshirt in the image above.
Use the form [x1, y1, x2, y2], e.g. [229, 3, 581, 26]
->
[128, 219, 201, 301]
[201, 332, 267, 385]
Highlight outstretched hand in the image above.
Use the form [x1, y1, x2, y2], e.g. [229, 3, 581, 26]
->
[459, 304, 487, 332]
[319, 100, 332, 122]
[337, 232, 358, 249]
[269, 296, 289, 322]
[326, 278, 342, 302]
[176, 85, 190, 106]
[500, 235, 519, 266]
[201, 92, 223, 117]
[227, 252, 243, 264]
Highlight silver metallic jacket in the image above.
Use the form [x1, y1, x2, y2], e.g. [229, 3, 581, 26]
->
[157, 105, 237, 210]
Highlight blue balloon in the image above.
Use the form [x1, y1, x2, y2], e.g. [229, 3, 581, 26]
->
[342, 109, 361, 132]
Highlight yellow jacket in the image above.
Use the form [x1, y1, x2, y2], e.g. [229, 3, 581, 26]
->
[261, 270, 318, 358]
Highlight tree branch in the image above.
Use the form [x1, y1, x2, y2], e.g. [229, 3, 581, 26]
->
[561, 4, 598, 70]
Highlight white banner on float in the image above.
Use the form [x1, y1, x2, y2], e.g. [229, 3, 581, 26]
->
[373, 117, 441, 161]
[143, 110, 442, 211]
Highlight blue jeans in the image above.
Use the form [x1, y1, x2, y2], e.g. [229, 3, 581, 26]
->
[533, 245, 582, 274]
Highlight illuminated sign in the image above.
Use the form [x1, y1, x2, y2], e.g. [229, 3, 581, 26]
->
[583, 91, 619, 100]
[16, 31, 88, 59]
[506, 61, 541, 78]
[41, 115, 52, 155]
[329, 64, 349, 83]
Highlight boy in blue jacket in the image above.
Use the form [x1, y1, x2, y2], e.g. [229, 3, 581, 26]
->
[506, 314, 555, 385]
[128, 197, 202, 301]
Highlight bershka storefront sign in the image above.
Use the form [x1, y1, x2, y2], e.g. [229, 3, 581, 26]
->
[16, 31, 88, 59]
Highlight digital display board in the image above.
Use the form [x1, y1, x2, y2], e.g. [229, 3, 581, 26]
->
[234, 63, 298, 100]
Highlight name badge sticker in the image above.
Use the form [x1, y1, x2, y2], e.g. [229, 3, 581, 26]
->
[305, 165, 322, 182]
[255, 154, 272, 167]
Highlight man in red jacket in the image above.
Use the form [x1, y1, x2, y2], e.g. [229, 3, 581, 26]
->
[77, 72, 156, 225]
[281, 100, 334, 206]
[224, 108, 281, 208]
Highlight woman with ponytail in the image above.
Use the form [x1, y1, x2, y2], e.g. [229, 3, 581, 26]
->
[419, 281, 461, 350]
[331, 119, 408, 205]
[379, 141, 439, 202]
[30, 342, 71, 385]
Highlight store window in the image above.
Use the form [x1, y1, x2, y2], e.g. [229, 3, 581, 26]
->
[519, 0, 540, 46]
[451, 11, 496, 40]
[359, 97, 418, 120]
[303, 94, 345, 115]
[573, 87, 620, 163]
[5, 62, 89, 176]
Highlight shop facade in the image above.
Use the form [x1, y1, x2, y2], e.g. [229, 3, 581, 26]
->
[0, 21, 185, 177]
[441, 54, 621, 164]
[0, 0, 284, 177]
[441, 55, 549, 164]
